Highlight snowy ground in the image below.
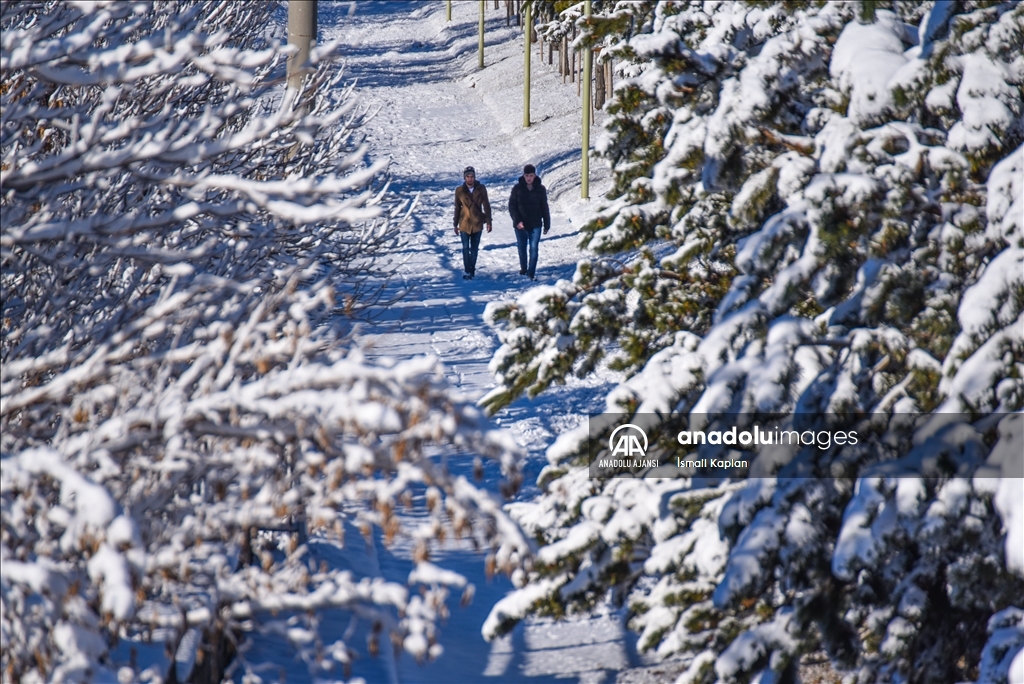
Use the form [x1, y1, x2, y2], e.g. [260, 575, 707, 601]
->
[253, 2, 664, 683]
[336, 0, 619, 456]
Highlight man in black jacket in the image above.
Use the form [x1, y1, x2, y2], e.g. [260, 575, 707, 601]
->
[508, 164, 551, 280]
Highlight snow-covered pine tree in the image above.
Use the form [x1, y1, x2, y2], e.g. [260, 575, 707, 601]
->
[537, 0, 621, 41]
[483, 2, 1023, 683]
[1, 3, 529, 682]
[536, 0, 647, 95]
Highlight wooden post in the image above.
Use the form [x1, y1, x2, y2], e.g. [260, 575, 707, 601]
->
[478, 0, 485, 69]
[287, 0, 317, 96]
[523, 0, 531, 127]
[571, 34, 576, 84]
[561, 36, 567, 81]
[581, 0, 592, 200]
[446, 0, 451, 21]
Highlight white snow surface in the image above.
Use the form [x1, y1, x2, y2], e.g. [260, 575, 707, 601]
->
[830, 11, 909, 124]
[986, 415, 1024, 577]
[986, 144, 1024, 243]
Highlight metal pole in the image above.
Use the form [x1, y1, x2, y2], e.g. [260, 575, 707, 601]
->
[523, 1, 531, 127]
[478, 0, 485, 69]
[581, 0, 591, 199]
[287, 0, 317, 95]
[446, 0, 451, 22]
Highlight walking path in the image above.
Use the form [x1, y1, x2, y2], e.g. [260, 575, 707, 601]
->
[335, 1, 592, 393]
[301, 3, 652, 682]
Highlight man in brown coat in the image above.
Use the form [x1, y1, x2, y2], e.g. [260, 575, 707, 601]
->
[453, 166, 492, 280]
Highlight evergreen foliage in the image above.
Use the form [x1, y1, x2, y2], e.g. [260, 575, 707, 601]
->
[484, 2, 1024, 682]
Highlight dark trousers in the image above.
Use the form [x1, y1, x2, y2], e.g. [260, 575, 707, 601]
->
[515, 226, 543, 277]
[460, 230, 481, 275]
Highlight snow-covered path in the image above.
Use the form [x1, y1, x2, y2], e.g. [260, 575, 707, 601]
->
[307, 2, 646, 683]
[329, 0, 621, 503]
[333, 1, 584, 393]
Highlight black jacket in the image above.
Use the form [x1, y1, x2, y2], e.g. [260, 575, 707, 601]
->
[508, 175, 551, 231]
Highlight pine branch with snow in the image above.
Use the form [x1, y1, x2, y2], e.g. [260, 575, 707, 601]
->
[484, 2, 1024, 682]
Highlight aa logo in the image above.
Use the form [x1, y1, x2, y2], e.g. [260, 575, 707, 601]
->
[609, 424, 648, 457]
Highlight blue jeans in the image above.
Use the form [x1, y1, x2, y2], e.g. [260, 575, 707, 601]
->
[460, 230, 481, 275]
[515, 226, 543, 277]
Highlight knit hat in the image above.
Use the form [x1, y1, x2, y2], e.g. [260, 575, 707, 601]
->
[523, 164, 536, 175]
[463, 166, 476, 177]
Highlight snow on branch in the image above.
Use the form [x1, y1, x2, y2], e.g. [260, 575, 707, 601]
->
[1, 2, 528, 682]
[484, 2, 1024, 682]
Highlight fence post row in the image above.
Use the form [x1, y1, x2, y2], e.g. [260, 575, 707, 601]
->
[466, 0, 610, 195]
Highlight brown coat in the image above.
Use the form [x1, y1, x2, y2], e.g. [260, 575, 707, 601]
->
[454, 182, 491, 234]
